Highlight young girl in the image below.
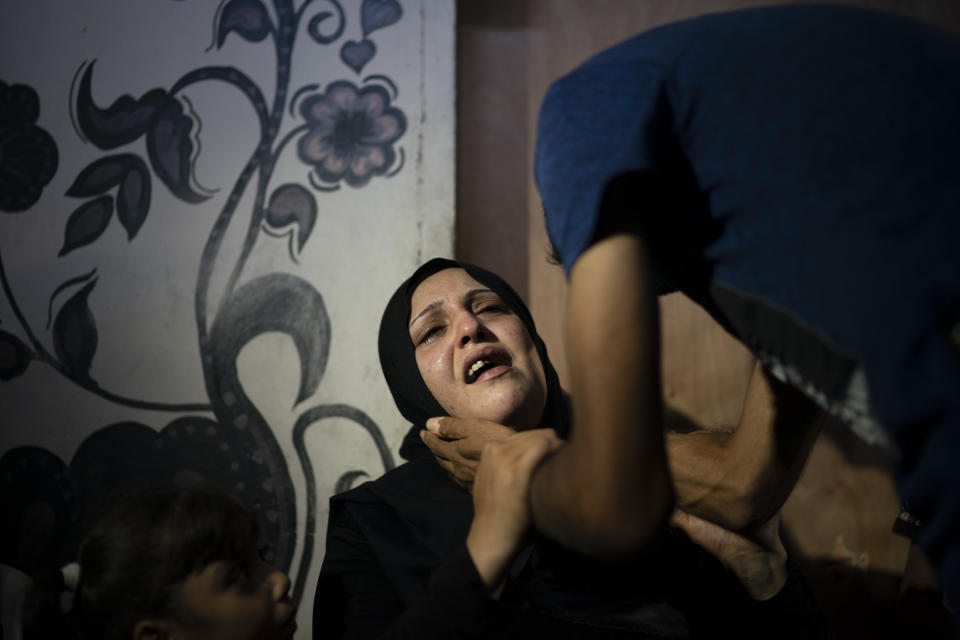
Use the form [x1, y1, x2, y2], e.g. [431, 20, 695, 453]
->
[22, 486, 296, 640]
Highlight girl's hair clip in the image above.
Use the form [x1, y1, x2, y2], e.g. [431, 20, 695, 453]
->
[61, 562, 81, 592]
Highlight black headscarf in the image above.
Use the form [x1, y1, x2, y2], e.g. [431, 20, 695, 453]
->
[377, 258, 570, 461]
[320, 258, 570, 607]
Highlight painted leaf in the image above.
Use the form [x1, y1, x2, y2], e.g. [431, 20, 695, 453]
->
[52, 279, 98, 380]
[209, 274, 330, 405]
[59, 196, 114, 257]
[146, 99, 208, 204]
[0, 329, 32, 380]
[266, 183, 317, 252]
[308, 7, 345, 45]
[217, 0, 272, 47]
[76, 62, 167, 150]
[361, 0, 403, 37]
[116, 156, 151, 240]
[65, 154, 133, 198]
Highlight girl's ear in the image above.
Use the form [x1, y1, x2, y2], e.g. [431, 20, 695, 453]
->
[132, 618, 177, 640]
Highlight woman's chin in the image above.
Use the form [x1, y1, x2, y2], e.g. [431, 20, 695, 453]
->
[470, 396, 545, 430]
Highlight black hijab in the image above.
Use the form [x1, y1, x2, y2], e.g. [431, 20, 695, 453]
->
[322, 258, 570, 607]
[377, 258, 570, 460]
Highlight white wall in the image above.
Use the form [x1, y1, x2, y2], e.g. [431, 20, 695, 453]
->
[0, 1, 453, 635]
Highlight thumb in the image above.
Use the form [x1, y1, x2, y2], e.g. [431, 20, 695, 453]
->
[670, 510, 733, 554]
[426, 416, 465, 439]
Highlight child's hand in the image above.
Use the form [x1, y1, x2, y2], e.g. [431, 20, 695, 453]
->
[671, 509, 788, 601]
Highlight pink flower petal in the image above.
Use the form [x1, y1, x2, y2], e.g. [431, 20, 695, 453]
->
[350, 145, 386, 176]
[322, 153, 348, 175]
[298, 132, 335, 163]
[363, 114, 400, 144]
[328, 84, 358, 111]
[304, 98, 341, 124]
[356, 91, 386, 118]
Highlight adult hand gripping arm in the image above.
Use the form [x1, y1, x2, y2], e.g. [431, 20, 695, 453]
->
[666, 360, 826, 529]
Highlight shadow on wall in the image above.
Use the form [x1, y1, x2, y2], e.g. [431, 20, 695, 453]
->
[782, 534, 954, 639]
[662, 406, 954, 637]
[782, 419, 954, 639]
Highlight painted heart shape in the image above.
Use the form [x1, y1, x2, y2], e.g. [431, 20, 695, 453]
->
[340, 39, 377, 74]
[362, 0, 403, 37]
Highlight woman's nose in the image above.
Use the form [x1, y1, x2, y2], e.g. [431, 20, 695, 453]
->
[456, 313, 485, 346]
[266, 569, 292, 602]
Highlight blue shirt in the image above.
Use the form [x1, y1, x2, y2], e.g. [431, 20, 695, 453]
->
[536, 3, 960, 611]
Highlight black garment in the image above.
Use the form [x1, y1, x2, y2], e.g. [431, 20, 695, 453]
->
[315, 458, 827, 639]
[315, 258, 829, 638]
[314, 459, 511, 639]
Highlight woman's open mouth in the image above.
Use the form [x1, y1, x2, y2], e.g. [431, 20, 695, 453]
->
[465, 350, 511, 383]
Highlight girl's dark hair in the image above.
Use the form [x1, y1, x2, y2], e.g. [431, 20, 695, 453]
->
[22, 486, 256, 640]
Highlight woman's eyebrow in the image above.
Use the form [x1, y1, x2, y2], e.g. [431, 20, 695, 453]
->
[409, 301, 442, 328]
[409, 289, 498, 328]
[466, 288, 495, 298]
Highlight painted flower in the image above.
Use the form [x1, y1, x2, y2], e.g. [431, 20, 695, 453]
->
[297, 80, 406, 187]
[0, 81, 58, 213]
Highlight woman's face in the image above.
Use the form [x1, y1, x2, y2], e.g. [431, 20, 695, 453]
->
[408, 268, 547, 428]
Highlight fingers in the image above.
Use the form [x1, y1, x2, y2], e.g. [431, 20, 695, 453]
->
[670, 509, 714, 531]
[426, 416, 468, 440]
[671, 509, 786, 559]
[426, 416, 517, 443]
[435, 456, 474, 490]
[434, 455, 454, 475]
[423, 430, 479, 490]
[670, 509, 722, 546]
[422, 430, 484, 467]
[420, 430, 453, 460]
[750, 512, 786, 557]
[424, 423, 561, 496]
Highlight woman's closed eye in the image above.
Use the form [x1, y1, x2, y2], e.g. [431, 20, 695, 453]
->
[470, 292, 509, 316]
[415, 323, 445, 346]
[474, 303, 507, 315]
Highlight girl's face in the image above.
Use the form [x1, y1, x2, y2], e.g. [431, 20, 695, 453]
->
[408, 268, 546, 428]
[169, 526, 296, 640]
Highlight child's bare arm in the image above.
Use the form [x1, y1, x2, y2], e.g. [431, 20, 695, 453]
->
[529, 231, 674, 556]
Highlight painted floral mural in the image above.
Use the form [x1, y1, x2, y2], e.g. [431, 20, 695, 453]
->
[298, 80, 406, 187]
[0, 0, 453, 624]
